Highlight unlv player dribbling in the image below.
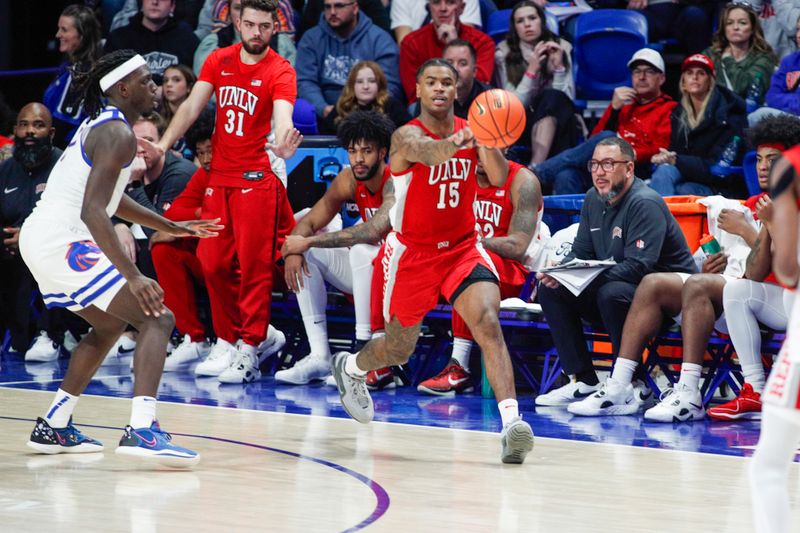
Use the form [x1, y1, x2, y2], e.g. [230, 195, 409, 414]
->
[330, 59, 534, 464]
[158, 0, 302, 382]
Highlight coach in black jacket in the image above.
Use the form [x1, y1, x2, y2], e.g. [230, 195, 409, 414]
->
[534, 136, 696, 406]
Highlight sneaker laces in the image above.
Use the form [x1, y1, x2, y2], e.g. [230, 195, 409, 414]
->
[231, 350, 255, 370]
[657, 387, 678, 404]
[206, 342, 230, 362]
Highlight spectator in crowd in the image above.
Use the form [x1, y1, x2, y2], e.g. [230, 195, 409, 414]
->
[105, 0, 200, 82]
[44, 4, 102, 148]
[710, 114, 800, 421]
[494, 1, 577, 166]
[296, 0, 401, 120]
[750, 0, 800, 60]
[703, 3, 778, 102]
[391, 0, 483, 45]
[749, 15, 800, 125]
[160, 65, 196, 127]
[110, 0, 205, 35]
[621, 0, 712, 55]
[531, 48, 676, 194]
[568, 114, 800, 422]
[299, 0, 390, 41]
[0, 104, 71, 360]
[320, 60, 410, 134]
[648, 53, 747, 198]
[399, 0, 495, 104]
[534, 136, 696, 407]
[195, 0, 297, 72]
[0, 94, 16, 162]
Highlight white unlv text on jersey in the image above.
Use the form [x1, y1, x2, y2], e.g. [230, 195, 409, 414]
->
[474, 200, 502, 227]
[218, 86, 260, 115]
[427, 158, 472, 185]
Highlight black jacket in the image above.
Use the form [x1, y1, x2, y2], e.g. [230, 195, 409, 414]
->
[670, 86, 746, 192]
[567, 178, 697, 284]
[0, 147, 62, 228]
[105, 13, 200, 79]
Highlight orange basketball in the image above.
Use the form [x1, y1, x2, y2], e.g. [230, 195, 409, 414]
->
[467, 89, 526, 149]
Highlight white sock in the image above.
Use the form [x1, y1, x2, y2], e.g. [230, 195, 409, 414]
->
[498, 398, 519, 427]
[678, 362, 703, 391]
[44, 388, 78, 428]
[742, 363, 766, 393]
[345, 352, 367, 378]
[451, 338, 472, 369]
[130, 396, 157, 428]
[296, 258, 332, 357]
[350, 245, 375, 342]
[611, 357, 638, 384]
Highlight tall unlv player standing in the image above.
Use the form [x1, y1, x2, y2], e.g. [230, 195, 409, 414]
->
[158, 0, 302, 382]
[330, 59, 535, 464]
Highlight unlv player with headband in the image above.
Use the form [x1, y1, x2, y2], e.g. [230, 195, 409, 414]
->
[158, 0, 302, 383]
[328, 58, 535, 464]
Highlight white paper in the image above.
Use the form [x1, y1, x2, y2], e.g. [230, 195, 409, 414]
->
[540, 258, 616, 296]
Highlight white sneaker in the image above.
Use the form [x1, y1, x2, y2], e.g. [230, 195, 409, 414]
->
[567, 378, 638, 416]
[194, 339, 236, 377]
[324, 375, 337, 387]
[644, 383, 706, 423]
[256, 325, 286, 363]
[535, 380, 600, 407]
[163, 335, 211, 372]
[25, 332, 60, 362]
[274, 354, 332, 385]
[102, 334, 136, 366]
[632, 379, 656, 410]
[500, 416, 534, 464]
[218, 349, 261, 384]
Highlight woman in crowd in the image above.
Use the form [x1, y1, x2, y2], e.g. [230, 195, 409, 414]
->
[320, 60, 409, 135]
[702, 3, 778, 104]
[649, 54, 747, 198]
[749, 15, 800, 126]
[494, 0, 578, 167]
[43, 4, 102, 147]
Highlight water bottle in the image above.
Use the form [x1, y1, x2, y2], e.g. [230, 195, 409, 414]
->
[711, 135, 741, 176]
[745, 73, 764, 114]
[699, 234, 721, 255]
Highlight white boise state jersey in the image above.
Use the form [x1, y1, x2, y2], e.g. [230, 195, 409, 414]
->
[27, 106, 132, 237]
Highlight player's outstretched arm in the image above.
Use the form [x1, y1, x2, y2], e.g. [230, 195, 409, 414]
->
[769, 156, 800, 286]
[389, 124, 473, 170]
[482, 168, 541, 262]
[158, 81, 214, 152]
[114, 195, 223, 238]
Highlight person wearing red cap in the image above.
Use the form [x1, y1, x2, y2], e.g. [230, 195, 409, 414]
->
[648, 53, 747, 198]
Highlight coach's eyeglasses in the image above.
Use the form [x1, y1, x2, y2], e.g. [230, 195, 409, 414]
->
[323, 1, 356, 10]
[587, 159, 631, 173]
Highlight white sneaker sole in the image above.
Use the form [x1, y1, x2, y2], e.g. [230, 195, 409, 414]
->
[501, 423, 534, 464]
[644, 408, 706, 423]
[27, 440, 104, 454]
[568, 402, 639, 417]
[115, 446, 200, 468]
[332, 352, 374, 424]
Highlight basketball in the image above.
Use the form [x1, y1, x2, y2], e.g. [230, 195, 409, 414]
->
[467, 89, 526, 149]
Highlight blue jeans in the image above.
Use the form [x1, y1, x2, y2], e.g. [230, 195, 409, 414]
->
[649, 164, 713, 196]
[535, 130, 615, 194]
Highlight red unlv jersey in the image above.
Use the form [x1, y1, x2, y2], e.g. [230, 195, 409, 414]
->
[199, 44, 296, 188]
[390, 117, 478, 248]
[354, 166, 391, 222]
[474, 161, 543, 239]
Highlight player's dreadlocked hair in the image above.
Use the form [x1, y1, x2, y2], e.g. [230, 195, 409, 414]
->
[337, 110, 395, 152]
[748, 114, 800, 149]
[72, 49, 138, 119]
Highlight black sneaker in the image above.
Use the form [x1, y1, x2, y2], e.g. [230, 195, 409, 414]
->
[27, 417, 104, 454]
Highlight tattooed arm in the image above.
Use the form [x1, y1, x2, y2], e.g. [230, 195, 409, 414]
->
[744, 225, 772, 281]
[481, 168, 541, 263]
[389, 124, 475, 172]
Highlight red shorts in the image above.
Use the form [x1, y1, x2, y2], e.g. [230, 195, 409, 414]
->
[379, 232, 497, 328]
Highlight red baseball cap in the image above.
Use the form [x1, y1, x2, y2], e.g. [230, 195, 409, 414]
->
[681, 54, 716, 77]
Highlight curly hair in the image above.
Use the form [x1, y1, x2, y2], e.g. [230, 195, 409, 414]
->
[504, 1, 559, 87]
[184, 107, 216, 154]
[748, 114, 800, 149]
[334, 61, 390, 126]
[71, 49, 139, 119]
[336, 110, 395, 152]
[710, 4, 776, 62]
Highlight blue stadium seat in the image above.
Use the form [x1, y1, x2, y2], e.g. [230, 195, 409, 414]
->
[742, 150, 760, 196]
[293, 97, 318, 135]
[572, 10, 648, 100]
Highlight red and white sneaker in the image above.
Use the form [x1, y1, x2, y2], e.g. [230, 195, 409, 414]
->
[366, 367, 397, 390]
[417, 360, 474, 396]
[707, 383, 762, 421]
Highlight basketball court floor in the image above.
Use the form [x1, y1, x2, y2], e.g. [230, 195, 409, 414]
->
[1, 352, 799, 532]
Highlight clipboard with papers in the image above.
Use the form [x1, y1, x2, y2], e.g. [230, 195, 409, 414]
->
[539, 258, 617, 296]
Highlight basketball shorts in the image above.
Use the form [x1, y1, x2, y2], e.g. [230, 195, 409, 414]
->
[19, 219, 126, 312]
[764, 295, 800, 410]
[379, 232, 498, 328]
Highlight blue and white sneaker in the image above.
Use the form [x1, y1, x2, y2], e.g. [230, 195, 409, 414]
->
[115, 420, 200, 468]
[27, 417, 104, 454]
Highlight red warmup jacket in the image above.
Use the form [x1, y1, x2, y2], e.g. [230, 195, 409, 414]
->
[400, 23, 495, 103]
[591, 93, 677, 164]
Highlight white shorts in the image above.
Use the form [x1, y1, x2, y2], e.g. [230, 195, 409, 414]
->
[19, 219, 126, 312]
[671, 272, 737, 334]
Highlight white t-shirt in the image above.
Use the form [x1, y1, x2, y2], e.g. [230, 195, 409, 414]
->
[390, 0, 481, 31]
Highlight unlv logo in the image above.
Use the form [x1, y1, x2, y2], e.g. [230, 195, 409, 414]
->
[65, 240, 101, 272]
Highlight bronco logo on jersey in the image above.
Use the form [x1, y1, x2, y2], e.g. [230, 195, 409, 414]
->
[65, 240, 101, 272]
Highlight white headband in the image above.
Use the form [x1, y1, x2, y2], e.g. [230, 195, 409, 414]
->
[100, 54, 147, 93]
